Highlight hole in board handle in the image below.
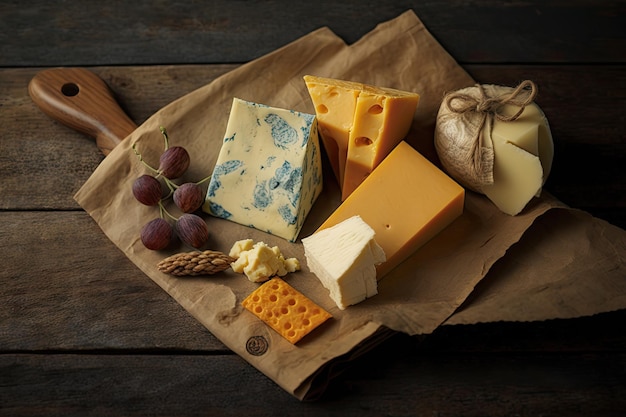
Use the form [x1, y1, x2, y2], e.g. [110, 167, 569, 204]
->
[61, 83, 79, 97]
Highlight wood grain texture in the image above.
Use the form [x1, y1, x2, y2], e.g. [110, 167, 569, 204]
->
[1, 0, 625, 414]
[28, 68, 138, 155]
[1, 1, 624, 66]
[1, 347, 625, 416]
[0, 211, 226, 351]
[0, 65, 235, 210]
[2, 64, 623, 227]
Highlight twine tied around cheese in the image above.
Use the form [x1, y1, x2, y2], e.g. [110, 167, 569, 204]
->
[445, 79, 538, 124]
[435, 80, 538, 192]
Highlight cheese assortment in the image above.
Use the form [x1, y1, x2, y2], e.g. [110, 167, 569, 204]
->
[303, 75, 420, 200]
[242, 277, 332, 344]
[165, 76, 553, 343]
[203, 98, 324, 242]
[302, 215, 386, 310]
[317, 141, 465, 279]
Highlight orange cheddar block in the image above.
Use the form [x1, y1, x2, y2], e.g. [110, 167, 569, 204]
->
[304, 75, 419, 201]
[317, 141, 464, 278]
[242, 277, 332, 344]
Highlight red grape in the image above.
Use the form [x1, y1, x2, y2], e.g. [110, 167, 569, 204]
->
[173, 183, 204, 213]
[141, 218, 173, 250]
[132, 175, 162, 206]
[159, 146, 190, 179]
[176, 214, 209, 248]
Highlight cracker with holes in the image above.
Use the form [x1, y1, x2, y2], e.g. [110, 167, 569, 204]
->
[242, 277, 332, 344]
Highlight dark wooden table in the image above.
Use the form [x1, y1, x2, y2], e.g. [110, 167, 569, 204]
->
[1, 1, 625, 415]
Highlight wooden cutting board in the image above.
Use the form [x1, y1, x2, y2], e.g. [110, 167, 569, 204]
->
[28, 67, 137, 155]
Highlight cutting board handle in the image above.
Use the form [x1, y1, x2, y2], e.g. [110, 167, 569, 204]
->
[28, 67, 137, 156]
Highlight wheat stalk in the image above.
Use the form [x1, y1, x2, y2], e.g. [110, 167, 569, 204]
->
[157, 250, 235, 276]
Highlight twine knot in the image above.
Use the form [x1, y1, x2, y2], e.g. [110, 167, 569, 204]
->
[446, 80, 538, 122]
[437, 80, 539, 191]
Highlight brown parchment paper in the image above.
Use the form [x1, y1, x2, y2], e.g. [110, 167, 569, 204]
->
[445, 207, 626, 325]
[74, 10, 626, 400]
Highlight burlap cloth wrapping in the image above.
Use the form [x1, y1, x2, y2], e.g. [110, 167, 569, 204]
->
[74, 10, 626, 400]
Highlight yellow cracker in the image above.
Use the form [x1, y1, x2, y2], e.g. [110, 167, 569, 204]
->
[242, 277, 332, 344]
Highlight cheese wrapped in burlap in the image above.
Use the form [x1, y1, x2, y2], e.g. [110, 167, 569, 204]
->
[435, 81, 554, 215]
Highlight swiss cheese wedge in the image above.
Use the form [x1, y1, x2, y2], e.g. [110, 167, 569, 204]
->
[304, 75, 419, 200]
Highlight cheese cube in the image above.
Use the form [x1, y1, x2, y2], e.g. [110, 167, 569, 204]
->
[242, 277, 332, 344]
[318, 141, 464, 278]
[303, 75, 419, 200]
[203, 98, 324, 242]
[302, 215, 386, 310]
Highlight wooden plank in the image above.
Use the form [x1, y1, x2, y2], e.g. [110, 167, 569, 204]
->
[1, 349, 625, 416]
[0, 2, 623, 414]
[0, 65, 236, 210]
[2, 208, 624, 353]
[0, 211, 226, 351]
[2, 64, 624, 227]
[434, 310, 626, 353]
[1, 1, 624, 67]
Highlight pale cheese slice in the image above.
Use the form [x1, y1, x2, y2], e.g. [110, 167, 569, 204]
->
[302, 215, 386, 310]
[483, 102, 554, 215]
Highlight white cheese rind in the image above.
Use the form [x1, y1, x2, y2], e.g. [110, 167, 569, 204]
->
[203, 98, 324, 241]
[302, 215, 386, 310]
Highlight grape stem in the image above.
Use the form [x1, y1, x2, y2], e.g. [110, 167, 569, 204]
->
[158, 200, 179, 221]
[195, 175, 212, 185]
[131, 126, 173, 175]
[132, 141, 179, 193]
[133, 141, 211, 198]
[132, 143, 159, 175]
[160, 126, 171, 150]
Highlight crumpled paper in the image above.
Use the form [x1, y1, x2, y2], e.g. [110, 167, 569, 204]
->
[74, 10, 626, 400]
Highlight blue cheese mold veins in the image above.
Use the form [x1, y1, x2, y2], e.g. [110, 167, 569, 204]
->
[203, 98, 323, 242]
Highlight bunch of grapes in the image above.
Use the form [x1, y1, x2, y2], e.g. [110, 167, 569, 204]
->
[131, 127, 211, 251]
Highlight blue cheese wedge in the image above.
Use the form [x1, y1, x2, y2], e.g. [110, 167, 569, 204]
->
[302, 215, 386, 310]
[203, 98, 324, 241]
